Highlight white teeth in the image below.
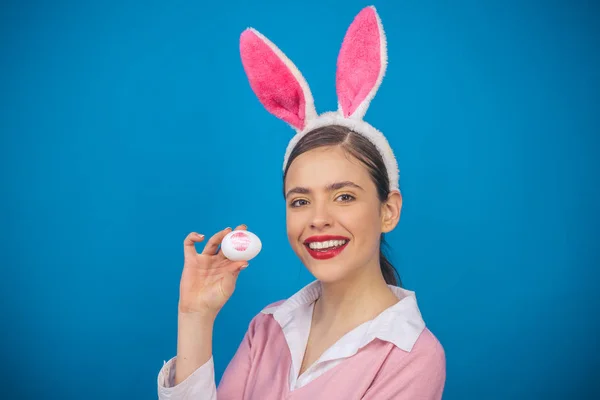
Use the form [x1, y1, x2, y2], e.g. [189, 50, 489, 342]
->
[308, 240, 348, 250]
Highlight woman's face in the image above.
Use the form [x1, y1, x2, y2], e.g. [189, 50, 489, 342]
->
[284, 146, 385, 282]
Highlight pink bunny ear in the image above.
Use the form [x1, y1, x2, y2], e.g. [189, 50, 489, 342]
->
[336, 6, 387, 120]
[240, 28, 317, 131]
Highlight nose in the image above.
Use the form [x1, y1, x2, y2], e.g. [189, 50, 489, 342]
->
[310, 202, 333, 230]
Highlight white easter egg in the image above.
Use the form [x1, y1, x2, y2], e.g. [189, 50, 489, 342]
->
[221, 230, 262, 262]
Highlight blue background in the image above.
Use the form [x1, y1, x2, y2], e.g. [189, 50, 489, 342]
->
[1, 0, 598, 399]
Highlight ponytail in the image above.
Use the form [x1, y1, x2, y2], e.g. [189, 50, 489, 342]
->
[380, 234, 402, 287]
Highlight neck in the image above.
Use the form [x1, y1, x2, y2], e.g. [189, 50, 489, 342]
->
[312, 261, 399, 333]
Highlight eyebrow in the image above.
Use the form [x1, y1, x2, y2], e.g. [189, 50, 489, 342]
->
[285, 181, 364, 199]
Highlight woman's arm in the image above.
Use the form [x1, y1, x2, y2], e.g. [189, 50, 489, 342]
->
[157, 227, 250, 399]
[174, 312, 215, 385]
[157, 312, 260, 400]
[157, 312, 218, 400]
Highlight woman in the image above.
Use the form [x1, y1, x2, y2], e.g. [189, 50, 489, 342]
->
[158, 6, 446, 399]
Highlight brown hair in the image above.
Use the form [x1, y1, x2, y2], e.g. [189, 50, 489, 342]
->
[282, 125, 402, 287]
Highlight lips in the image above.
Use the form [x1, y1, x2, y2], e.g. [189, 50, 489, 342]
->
[230, 231, 251, 251]
[303, 235, 350, 260]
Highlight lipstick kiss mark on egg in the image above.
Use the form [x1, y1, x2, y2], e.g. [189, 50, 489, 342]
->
[230, 232, 251, 251]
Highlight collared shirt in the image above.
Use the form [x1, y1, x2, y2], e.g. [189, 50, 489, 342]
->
[260, 280, 427, 390]
[157, 280, 446, 399]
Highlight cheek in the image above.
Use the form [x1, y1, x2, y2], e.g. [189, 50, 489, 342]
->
[339, 205, 381, 239]
[285, 211, 303, 241]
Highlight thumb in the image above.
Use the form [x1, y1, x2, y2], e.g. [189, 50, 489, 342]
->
[219, 271, 240, 301]
[217, 261, 248, 301]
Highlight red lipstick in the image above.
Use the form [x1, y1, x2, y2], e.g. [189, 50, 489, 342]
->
[303, 235, 350, 260]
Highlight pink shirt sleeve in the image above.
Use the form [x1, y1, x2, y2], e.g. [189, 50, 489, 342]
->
[361, 329, 446, 400]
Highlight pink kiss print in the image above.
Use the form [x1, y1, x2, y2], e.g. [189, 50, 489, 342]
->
[230, 232, 251, 251]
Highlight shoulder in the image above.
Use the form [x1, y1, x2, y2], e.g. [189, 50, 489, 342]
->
[389, 327, 446, 371]
[414, 328, 445, 354]
[243, 299, 287, 333]
[366, 328, 446, 398]
[259, 299, 287, 314]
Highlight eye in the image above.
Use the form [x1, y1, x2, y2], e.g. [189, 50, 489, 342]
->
[336, 193, 355, 202]
[290, 198, 309, 208]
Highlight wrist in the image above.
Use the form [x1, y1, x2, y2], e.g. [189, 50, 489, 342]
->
[177, 308, 217, 325]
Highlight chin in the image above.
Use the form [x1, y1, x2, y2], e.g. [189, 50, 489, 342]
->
[308, 268, 348, 283]
[300, 257, 352, 283]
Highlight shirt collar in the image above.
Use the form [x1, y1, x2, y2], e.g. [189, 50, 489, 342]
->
[261, 280, 426, 352]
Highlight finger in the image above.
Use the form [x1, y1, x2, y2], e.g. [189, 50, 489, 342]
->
[201, 227, 232, 255]
[235, 261, 249, 271]
[228, 262, 249, 277]
[183, 232, 204, 258]
[217, 224, 248, 257]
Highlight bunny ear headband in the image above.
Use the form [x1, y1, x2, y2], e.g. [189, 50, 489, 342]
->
[239, 5, 399, 192]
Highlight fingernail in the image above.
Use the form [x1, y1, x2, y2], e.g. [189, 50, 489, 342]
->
[241, 263, 249, 269]
[196, 233, 204, 238]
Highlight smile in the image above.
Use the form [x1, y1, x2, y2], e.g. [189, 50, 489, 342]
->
[303, 235, 350, 260]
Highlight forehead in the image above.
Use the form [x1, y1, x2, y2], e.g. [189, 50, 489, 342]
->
[285, 146, 372, 189]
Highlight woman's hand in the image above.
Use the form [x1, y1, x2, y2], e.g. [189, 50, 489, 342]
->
[178, 225, 249, 317]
